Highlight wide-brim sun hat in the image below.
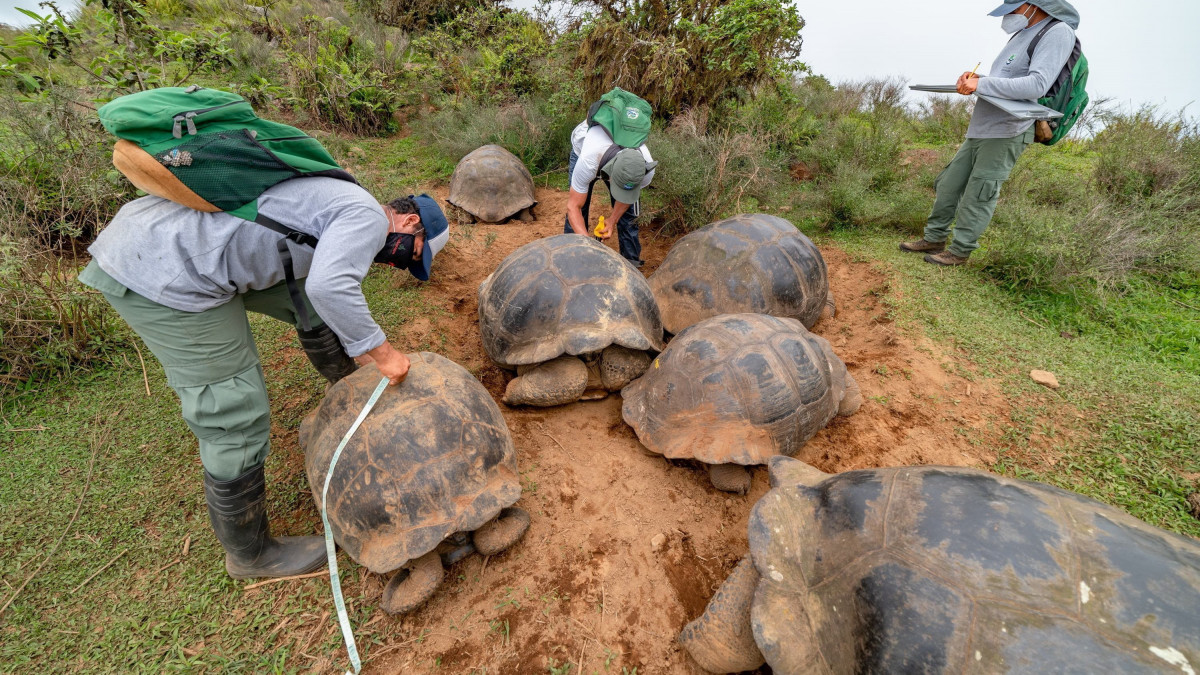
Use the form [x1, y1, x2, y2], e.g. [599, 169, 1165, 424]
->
[988, 2, 1028, 17]
[987, 0, 1080, 29]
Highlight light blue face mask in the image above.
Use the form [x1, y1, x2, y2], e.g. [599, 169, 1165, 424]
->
[1002, 5, 1036, 33]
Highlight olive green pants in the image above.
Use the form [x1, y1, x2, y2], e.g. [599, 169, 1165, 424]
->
[80, 261, 323, 480]
[924, 127, 1034, 258]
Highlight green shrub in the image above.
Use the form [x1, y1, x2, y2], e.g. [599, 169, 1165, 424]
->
[412, 6, 556, 104]
[354, 0, 499, 30]
[0, 90, 129, 389]
[1, 0, 232, 96]
[0, 249, 125, 390]
[1093, 108, 1195, 204]
[981, 117, 1200, 293]
[710, 81, 822, 158]
[279, 15, 409, 134]
[913, 95, 972, 145]
[572, 0, 805, 115]
[413, 96, 577, 175]
[642, 109, 785, 230]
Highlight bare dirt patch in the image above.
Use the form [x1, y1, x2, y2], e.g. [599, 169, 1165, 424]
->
[282, 187, 1013, 673]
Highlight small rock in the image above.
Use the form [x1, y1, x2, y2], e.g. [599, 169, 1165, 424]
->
[1187, 493, 1200, 521]
[651, 533, 667, 551]
[1030, 370, 1060, 389]
[560, 485, 576, 500]
[725, 499, 734, 508]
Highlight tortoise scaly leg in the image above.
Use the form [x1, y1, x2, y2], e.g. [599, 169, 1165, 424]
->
[381, 551, 444, 615]
[822, 285, 838, 321]
[515, 206, 536, 222]
[678, 555, 765, 673]
[502, 356, 588, 407]
[473, 507, 531, 556]
[839, 371, 862, 417]
[598, 345, 652, 391]
[708, 463, 752, 495]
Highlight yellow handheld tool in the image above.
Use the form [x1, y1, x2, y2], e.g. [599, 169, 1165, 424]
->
[592, 216, 608, 240]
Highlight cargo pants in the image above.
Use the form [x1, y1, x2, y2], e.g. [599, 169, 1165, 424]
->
[79, 260, 324, 481]
[924, 126, 1034, 258]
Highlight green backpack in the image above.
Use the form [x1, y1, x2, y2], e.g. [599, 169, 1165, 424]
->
[1027, 20, 1089, 146]
[98, 86, 358, 330]
[586, 87, 653, 148]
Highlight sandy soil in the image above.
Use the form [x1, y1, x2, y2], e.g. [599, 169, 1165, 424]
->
[287, 187, 1012, 674]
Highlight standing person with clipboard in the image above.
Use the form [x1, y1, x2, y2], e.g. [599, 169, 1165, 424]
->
[901, 1, 1083, 266]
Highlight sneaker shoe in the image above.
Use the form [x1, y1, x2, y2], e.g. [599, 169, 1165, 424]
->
[899, 239, 945, 253]
[924, 251, 969, 266]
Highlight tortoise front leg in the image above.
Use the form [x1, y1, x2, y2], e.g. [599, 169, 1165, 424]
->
[708, 463, 752, 495]
[679, 555, 765, 673]
[502, 356, 588, 407]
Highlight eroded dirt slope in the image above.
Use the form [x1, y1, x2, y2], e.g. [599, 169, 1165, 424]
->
[285, 188, 1010, 674]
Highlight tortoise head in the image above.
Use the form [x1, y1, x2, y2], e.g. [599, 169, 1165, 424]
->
[767, 456, 831, 489]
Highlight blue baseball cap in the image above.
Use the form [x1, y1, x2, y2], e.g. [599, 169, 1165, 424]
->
[988, 2, 1029, 16]
[410, 194, 448, 281]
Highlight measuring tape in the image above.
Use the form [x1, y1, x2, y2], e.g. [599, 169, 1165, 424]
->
[321, 376, 390, 675]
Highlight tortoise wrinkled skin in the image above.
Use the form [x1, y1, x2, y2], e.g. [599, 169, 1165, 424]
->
[622, 314, 852, 466]
[447, 144, 537, 223]
[478, 234, 664, 368]
[299, 354, 520, 575]
[650, 213, 832, 334]
[688, 456, 1200, 674]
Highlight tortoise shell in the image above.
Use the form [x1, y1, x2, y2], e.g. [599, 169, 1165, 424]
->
[746, 457, 1200, 673]
[447, 144, 537, 223]
[621, 313, 851, 465]
[478, 234, 664, 368]
[649, 213, 831, 334]
[299, 354, 520, 574]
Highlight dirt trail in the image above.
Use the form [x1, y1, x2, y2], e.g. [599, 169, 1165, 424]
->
[323, 187, 1009, 674]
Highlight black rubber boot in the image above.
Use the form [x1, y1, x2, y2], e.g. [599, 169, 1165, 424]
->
[204, 466, 327, 580]
[297, 324, 357, 384]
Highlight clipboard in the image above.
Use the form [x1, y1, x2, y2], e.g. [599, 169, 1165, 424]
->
[909, 85, 1063, 121]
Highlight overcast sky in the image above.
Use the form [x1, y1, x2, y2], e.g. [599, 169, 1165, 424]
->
[3, 0, 1196, 117]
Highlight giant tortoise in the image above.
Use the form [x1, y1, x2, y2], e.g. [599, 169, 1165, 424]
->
[479, 234, 664, 407]
[680, 456, 1200, 673]
[447, 144, 537, 224]
[622, 313, 860, 493]
[300, 354, 530, 614]
[650, 213, 834, 335]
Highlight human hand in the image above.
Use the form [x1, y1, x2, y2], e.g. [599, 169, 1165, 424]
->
[367, 342, 411, 385]
[956, 72, 980, 96]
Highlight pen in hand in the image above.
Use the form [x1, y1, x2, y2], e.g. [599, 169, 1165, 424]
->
[957, 62, 982, 95]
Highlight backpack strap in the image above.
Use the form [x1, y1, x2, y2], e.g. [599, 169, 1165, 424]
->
[1025, 19, 1060, 59]
[597, 143, 622, 179]
[254, 213, 320, 331]
[586, 100, 603, 128]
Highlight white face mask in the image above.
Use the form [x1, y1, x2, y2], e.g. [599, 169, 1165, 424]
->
[1002, 5, 1035, 33]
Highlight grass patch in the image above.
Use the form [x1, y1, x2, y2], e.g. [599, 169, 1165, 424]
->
[825, 228, 1200, 537]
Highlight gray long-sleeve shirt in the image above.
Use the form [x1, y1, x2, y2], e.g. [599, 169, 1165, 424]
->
[968, 19, 1076, 139]
[84, 178, 389, 357]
